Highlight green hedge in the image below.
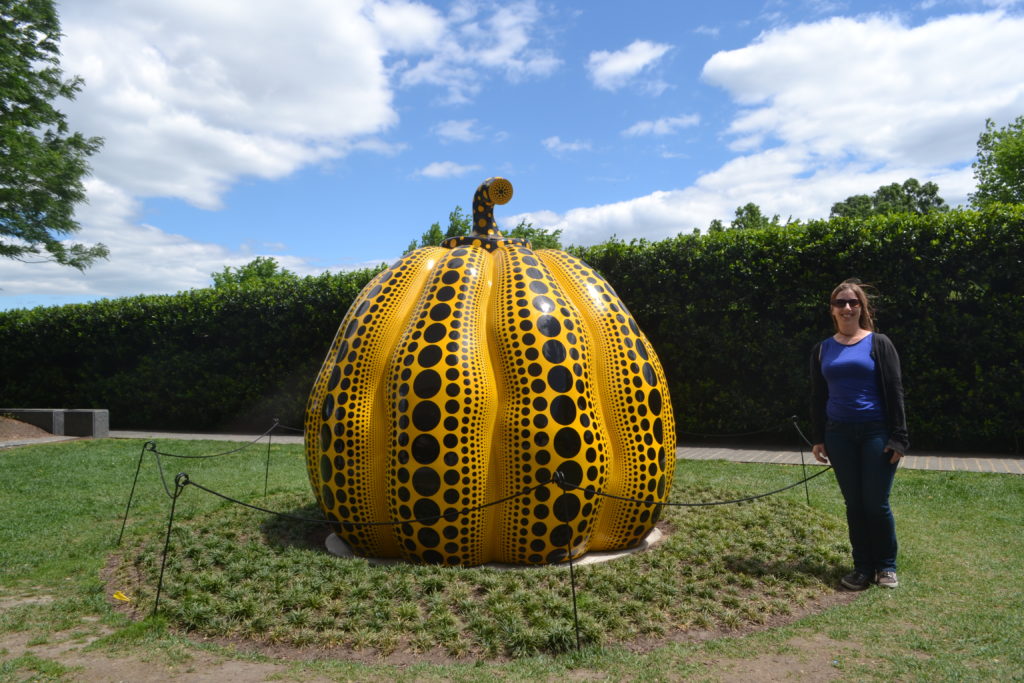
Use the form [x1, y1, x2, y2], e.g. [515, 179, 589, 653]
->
[1, 206, 1021, 450]
[569, 205, 1023, 452]
[0, 268, 382, 431]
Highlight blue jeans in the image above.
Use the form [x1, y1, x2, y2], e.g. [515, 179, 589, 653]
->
[825, 420, 898, 573]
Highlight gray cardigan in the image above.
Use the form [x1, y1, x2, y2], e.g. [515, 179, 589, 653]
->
[810, 332, 910, 454]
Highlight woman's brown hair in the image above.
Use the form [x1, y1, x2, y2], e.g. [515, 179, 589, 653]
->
[830, 280, 875, 332]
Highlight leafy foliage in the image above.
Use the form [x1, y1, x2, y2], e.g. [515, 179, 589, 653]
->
[1, 208, 1019, 450]
[830, 178, 949, 218]
[707, 203, 793, 232]
[117, 484, 845, 656]
[970, 115, 1024, 207]
[0, 0, 107, 269]
[408, 205, 562, 250]
[210, 256, 299, 290]
[0, 267, 383, 430]
[571, 205, 1024, 452]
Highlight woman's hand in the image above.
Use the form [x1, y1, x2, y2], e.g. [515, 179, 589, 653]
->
[886, 448, 904, 464]
[812, 443, 829, 463]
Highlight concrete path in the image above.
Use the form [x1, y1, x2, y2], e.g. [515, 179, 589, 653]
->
[676, 443, 1024, 475]
[3, 430, 1020, 475]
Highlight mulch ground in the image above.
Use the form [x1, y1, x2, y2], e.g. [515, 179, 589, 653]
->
[0, 416, 53, 441]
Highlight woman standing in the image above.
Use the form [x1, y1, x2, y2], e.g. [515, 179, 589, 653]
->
[810, 281, 909, 591]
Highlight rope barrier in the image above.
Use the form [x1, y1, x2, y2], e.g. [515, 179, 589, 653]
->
[125, 415, 833, 648]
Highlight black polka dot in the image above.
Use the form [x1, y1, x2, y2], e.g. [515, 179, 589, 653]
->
[542, 340, 566, 363]
[418, 345, 442, 368]
[550, 525, 572, 547]
[321, 484, 335, 509]
[643, 362, 657, 386]
[649, 389, 662, 415]
[424, 323, 446, 343]
[412, 433, 439, 464]
[320, 394, 334, 422]
[556, 460, 583, 486]
[413, 498, 441, 524]
[418, 527, 440, 548]
[554, 427, 581, 458]
[414, 370, 441, 399]
[441, 270, 459, 284]
[429, 303, 451, 321]
[537, 315, 561, 337]
[319, 454, 331, 483]
[412, 401, 441, 431]
[412, 467, 441, 496]
[547, 366, 572, 392]
[550, 395, 576, 425]
[554, 493, 581, 522]
[533, 295, 554, 313]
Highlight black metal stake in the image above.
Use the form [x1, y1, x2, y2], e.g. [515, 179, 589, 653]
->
[792, 416, 812, 506]
[566, 534, 582, 652]
[153, 472, 188, 617]
[264, 428, 274, 498]
[117, 441, 155, 545]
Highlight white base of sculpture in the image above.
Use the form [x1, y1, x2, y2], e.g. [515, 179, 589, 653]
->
[325, 526, 665, 569]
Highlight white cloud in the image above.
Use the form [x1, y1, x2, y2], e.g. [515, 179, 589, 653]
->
[398, 0, 560, 103]
[7, 1, 555, 308]
[370, 1, 446, 52]
[542, 136, 592, 154]
[521, 12, 1022, 245]
[587, 40, 672, 91]
[694, 25, 720, 37]
[416, 161, 482, 178]
[623, 114, 700, 137]
[0, 178, 320, 302]
[701, 12, 1024, 166]
[434, 119, 483, 143]
[58, 1, 398, 209]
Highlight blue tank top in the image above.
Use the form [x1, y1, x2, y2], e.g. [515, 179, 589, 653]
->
[821, 333, 884, 422]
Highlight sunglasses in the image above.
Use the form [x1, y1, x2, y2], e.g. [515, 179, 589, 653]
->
[831, 298, 861, 309]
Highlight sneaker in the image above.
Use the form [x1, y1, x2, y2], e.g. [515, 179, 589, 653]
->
[875, 570, 899, 588]
[840, 570, 872, 591]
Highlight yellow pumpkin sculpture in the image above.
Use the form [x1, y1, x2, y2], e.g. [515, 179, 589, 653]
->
[305, 178, 675, 566]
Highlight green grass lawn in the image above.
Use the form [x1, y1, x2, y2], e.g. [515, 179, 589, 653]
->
[1, 438, 1022, 681]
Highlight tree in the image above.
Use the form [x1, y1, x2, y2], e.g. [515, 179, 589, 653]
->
[505, 220, 562, 249]
[407, 206, 562, 251]
[211, 257, 299, 290]
[730, 202, 781, 230]
[830, 178, 949, 219]
[970, 116, 1024, 207]
[0, 0, 106, 270]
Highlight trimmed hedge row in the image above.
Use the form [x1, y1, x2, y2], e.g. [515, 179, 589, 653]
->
[0, 268, 382, 431]
[1, 206, 1021, 450]
[568, 205, 1023, 452]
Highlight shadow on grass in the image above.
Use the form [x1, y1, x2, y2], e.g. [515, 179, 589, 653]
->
[258, 501, 334, 552]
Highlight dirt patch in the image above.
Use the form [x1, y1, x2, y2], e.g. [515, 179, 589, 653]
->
[0, 627, 337, 683]
[703, 632, 864, 682]
[0, 416, 53, 441]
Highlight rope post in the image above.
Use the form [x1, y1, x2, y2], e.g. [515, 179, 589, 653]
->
[791, 416, 812, 506]
[264, 419, 279, 498]
[117, 441, 156, 546]
[552, 472, 582, 652]
[153, 472, 189, 617]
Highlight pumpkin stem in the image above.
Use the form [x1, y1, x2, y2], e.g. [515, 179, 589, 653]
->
[472, 177, 513, 236]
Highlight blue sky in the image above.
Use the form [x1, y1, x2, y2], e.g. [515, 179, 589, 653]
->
[2, 0, 1023, 310]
